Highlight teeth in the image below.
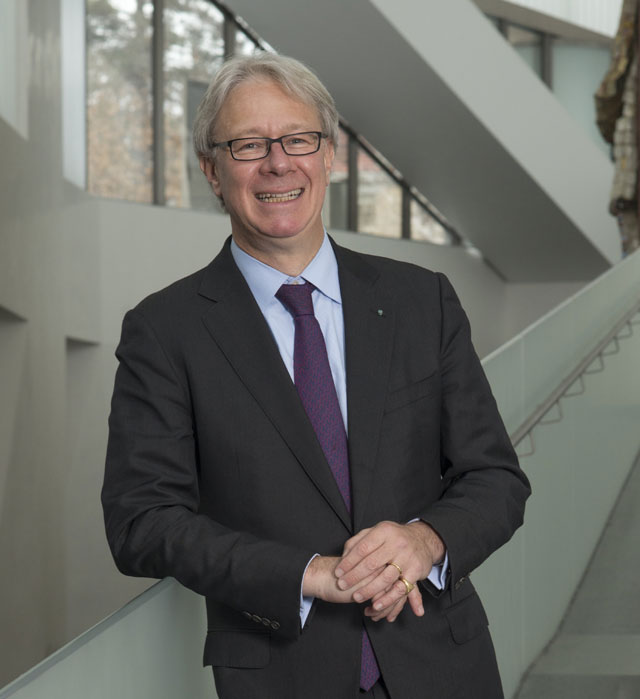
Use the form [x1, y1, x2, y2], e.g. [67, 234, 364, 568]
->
[256, 188, 302, 203]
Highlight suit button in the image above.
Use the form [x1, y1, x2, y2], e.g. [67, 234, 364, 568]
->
[270, 621, 280, 630]
[251, 614, 261, 623]
[261, 618, 271, 626]
[242, 611, 252, 620]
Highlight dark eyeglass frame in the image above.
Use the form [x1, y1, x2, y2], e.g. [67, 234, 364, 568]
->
[210, 131, 326, 161]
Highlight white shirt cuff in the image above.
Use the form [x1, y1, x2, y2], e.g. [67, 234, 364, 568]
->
[426, 551, 449, 589]
[300, 554, 319, 627]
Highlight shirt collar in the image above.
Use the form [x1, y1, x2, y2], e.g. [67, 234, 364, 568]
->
[230, 233, 342, 306]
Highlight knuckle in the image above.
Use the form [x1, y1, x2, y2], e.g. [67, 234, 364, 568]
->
[365, 557, 379, 572]
[356, 541, 370, 557]
[394, 580, 407, 595]
[385, 566, 399, 582]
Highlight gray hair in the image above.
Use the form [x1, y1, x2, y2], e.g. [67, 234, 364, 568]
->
[193, 53, 339, 160]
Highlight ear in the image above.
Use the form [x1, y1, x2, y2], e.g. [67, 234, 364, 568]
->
[323, 140, 335, 187]
[199, 156, 222, 198]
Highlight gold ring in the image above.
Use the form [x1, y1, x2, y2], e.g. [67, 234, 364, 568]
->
[399, 577, 415, 595]
[388, 562, 403, 578]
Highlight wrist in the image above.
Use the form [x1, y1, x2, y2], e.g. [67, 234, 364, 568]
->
[408, 521, 446, 567]
[302, 556, 338, 599]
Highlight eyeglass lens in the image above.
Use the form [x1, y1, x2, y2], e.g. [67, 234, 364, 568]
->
[231, 132, 320, 160]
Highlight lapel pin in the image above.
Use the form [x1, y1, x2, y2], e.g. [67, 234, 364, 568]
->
[377, 309, 384, 317]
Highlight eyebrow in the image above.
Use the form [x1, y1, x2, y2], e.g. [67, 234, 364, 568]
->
[227, 123, 319, 140]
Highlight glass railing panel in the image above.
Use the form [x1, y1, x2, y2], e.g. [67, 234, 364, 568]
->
[485, 250, 640, 436]
[483, 336, 525, 435]
[475, 249, 640, 698]
[0, 580, 212, 699]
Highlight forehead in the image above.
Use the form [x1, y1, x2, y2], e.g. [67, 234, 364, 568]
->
[216, 79, 321, 139]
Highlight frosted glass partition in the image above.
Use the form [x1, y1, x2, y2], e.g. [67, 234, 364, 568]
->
[0, 579, 213, 699]
[484, 249, 640, 435]
[475, 248, 640, 698]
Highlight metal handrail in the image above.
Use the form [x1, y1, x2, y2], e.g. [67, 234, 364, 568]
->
[510, 299, 640, 456]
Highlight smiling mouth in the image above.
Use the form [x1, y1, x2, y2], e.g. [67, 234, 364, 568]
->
[255, 188, 303, 203]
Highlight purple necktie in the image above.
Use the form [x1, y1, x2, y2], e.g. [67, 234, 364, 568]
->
[276, 282, 380, 691]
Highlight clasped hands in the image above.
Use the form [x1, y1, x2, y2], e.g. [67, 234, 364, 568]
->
[302, 520, 445, 623]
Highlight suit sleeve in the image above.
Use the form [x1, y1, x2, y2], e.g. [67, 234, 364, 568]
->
[420, 273, 531, 590]
[101, 309, 312, 639]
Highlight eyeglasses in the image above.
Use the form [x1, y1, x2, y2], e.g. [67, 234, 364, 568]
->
[211, 131, 326, 161]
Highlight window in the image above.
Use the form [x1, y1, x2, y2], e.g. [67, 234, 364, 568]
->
[357, 148, 401, 238]
[84, 0, 459, 245]
[324, 127, 349, 231]
[62, 0, 86, 188]
[235, 28, 260, 57]
[411, 199, 451, 245]
[87, 0, 154, 202]
[163, 0, 225, 210]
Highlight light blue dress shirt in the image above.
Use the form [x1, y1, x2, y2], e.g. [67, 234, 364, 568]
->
[230, 235, 448, 625]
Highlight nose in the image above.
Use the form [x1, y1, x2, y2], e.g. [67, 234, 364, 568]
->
[259, 141, 295, 175]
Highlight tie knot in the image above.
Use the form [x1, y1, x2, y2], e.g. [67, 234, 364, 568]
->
[276, 282, 315, 317]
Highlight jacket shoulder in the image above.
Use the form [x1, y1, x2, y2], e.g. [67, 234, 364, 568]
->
[129, 263, 212, 324]
[335, 243, 446, 295]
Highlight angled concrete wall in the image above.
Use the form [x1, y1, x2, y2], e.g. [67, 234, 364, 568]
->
[230, 0, 620, 281]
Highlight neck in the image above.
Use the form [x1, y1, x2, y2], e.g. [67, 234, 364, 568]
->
[232, 230, 325, 277]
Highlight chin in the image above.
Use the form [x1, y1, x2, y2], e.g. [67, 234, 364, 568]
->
[256, 218, 317, 241]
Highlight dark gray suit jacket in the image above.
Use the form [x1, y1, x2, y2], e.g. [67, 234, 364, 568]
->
[102, 238, 530, 699]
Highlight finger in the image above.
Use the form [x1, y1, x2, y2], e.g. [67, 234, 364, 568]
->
[335, 528, 386, 578]
[347, 565, 388, 600]
[339, 520, 421, 588]
[367, 595, 407, 623]
[339, 528, 371, 559]
[349, 561, 402, 601]
[350, 568, 385, 595]
[384, 595, 408, 623]
[407, 586, 424, 617]
[368, 578, 413, 613]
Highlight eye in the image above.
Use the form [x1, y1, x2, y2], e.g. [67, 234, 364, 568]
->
[236, 140, 262, 152]
[284, 134, 313, 147]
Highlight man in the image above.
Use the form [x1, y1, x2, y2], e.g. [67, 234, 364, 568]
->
[102, 53, 530, 699]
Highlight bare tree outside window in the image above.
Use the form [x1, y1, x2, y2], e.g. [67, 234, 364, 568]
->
[87, 0, 154, 203]
[163, 0, 225, 209]
[357, 148, 402, 238]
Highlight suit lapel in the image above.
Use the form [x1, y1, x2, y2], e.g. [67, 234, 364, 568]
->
[335, 244, 395, 533]
[199, 241, 352, 531]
